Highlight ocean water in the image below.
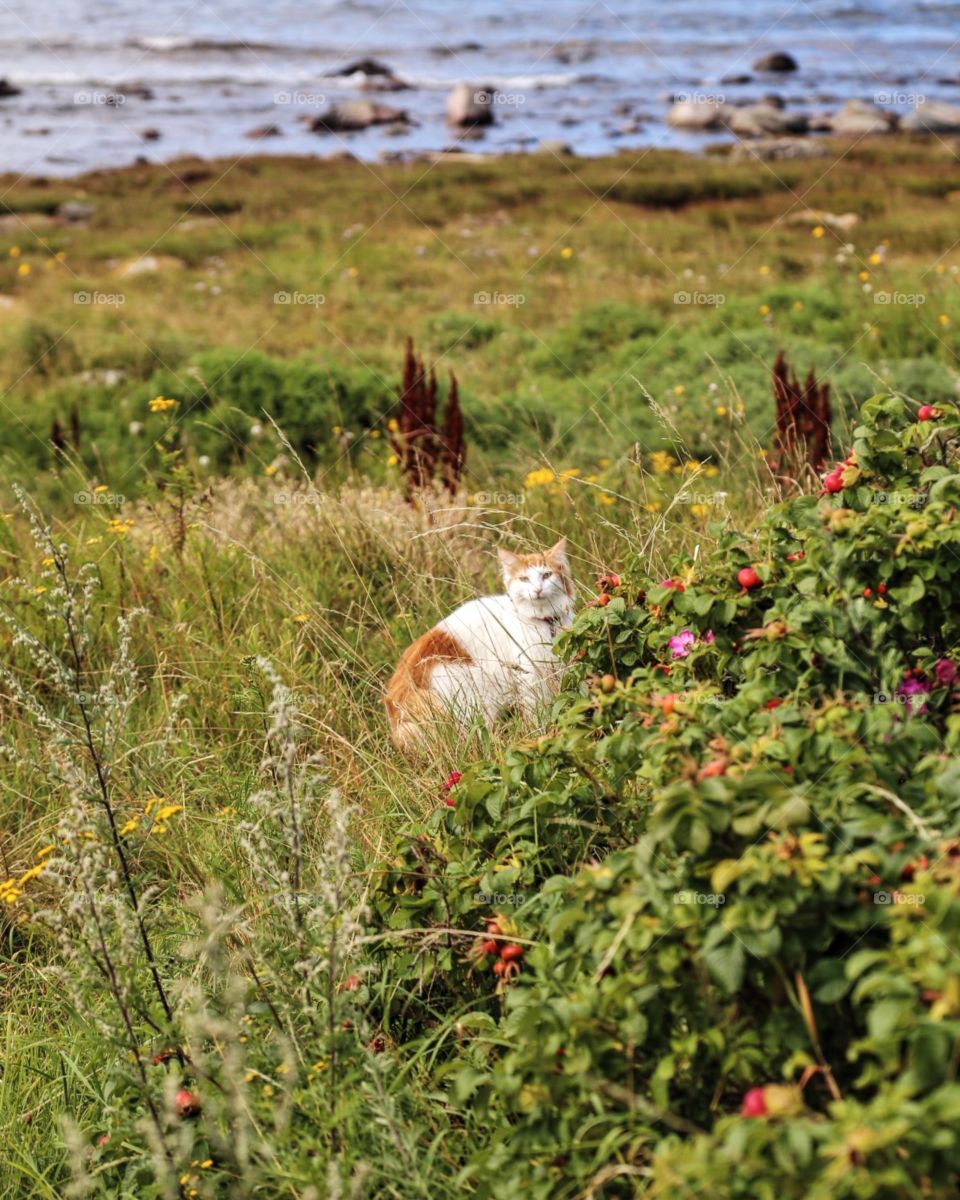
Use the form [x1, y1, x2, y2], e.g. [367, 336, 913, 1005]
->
[0, 0, 957, 173]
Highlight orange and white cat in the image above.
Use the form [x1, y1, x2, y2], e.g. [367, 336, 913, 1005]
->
[385, 538, 574, 754]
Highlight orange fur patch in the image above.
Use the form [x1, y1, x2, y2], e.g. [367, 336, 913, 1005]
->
[384, 628, 474, 749]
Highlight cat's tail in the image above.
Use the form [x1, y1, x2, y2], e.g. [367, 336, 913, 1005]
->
[384, 628, 473, 757]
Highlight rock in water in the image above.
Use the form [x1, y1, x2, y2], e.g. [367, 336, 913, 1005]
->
[901, 100, 960, 133]
[309, 101, 408, 133]
[752, 51, 798, 72]
[666, 98, 731, 130]
[829, 98, 898, 135]
[727, 101, 809, 137]
[246, 124, 283, 139]
[446, 83, 495, 126]
[0, 78, 21, 97]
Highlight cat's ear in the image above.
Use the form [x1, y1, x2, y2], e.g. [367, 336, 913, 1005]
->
[546, 536, 568, 566]
[498, 547, 520, 577]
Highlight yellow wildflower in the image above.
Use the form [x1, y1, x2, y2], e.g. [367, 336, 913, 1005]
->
[690, 503, 708, 518]
[120, 818, 139, 836]
[387, 454, 399, 466]
[524, 467, 555, 489]
[8, 246, 20, 257]
[293, 613, 309, 624]
[560, 247, 574, 259]
[715, 405, 728, 416]
[387, 418, 399, 432]
[673, 384, 685, 396]
[792, 301, 804, 312]
[938, 313, 951, 327]
[858, 270, 870, 283]
[598, 494, 616, 506]
[868, 252, 882, 265]
[758, 304, 770, 316]
[93, 484, 108, 494]
[148, 396, 177, 413]
[153, 804, 182, 823]
[812, 225, 825, 238]
[643, 501, 661, 513]
[758, 265, 770, 275]
[17, 262, 30, 276]
[650, 451, 675, 475]
[37, 844, 55, 858]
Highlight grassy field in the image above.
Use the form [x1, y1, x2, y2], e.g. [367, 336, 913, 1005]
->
[1, 139, 959, 1196]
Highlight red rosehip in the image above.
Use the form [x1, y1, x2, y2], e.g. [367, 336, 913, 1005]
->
[918, 405, 940, 421]
[500, 943, 524, 962]
[823, 470, 845, 494]
[486, 919, 501, 936]
[340, 974, 361, 992]
[785, 550, 805, 563]
[741, 1087, 768, 1118]
[877, 582, 887, 595]
[737, 567, 761, 590]
[597, 592, 611, 607]
[481, 939, 499, 956]
[863, 587, 872, 598]
[764, 697, 784, 710]
[444, 795, 456, 808]
[492, 959, 507, 976]
[175, 1088, 201, 1119]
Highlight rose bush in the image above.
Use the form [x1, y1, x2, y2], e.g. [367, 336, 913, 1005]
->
[370, 394, 960, 1197]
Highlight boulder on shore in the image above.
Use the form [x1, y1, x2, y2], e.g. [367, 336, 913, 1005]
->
[829, 98, 898, 135]
[446, 82, 495, 127]
[901, 99, 960, 133]
[309, 101, 408, 133]
[0, 78, 21, 97]
[752, 51, 798, 73]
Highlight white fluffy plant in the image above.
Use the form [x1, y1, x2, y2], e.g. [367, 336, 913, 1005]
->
[0, 489, 187, 1190]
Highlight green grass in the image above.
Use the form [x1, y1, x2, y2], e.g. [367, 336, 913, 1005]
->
[0, 140, 958, 503]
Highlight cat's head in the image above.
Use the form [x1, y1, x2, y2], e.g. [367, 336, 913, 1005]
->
[498, 537, 573, 619]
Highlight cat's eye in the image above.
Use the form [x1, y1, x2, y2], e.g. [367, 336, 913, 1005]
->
[542, 571, 553, 579]
[519, 574, 529, 582]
